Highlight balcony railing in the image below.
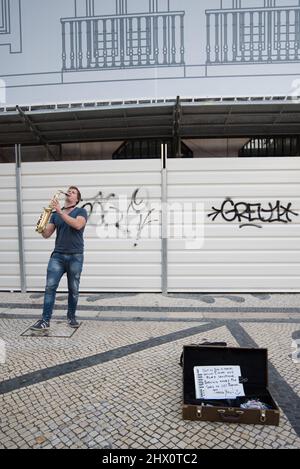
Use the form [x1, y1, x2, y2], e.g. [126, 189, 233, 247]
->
[61, 11, 185, 71]
[206, 6, 300, 64]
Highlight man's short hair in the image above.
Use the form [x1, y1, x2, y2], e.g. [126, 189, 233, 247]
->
[68, 186, 82, 205]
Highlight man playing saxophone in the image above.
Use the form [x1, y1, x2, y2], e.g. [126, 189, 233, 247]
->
[30, 186, 88, 331]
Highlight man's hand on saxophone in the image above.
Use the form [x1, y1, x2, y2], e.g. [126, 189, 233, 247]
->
[50, 198, 63, 215]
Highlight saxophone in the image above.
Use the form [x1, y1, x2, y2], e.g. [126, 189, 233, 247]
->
[35, 190, 68, 233]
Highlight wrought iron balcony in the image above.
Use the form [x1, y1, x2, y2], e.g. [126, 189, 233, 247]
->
[61, 11, 185, 71]
[206, 5, 300, 64]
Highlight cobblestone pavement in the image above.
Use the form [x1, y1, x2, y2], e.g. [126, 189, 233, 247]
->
[0, 295, 300, 449]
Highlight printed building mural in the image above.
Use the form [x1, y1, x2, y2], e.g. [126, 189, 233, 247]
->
[1, 0, 300, 105]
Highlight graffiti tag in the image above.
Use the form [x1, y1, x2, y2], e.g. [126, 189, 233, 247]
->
[81, 187, 158, 246]
[208, 198, 299, 228]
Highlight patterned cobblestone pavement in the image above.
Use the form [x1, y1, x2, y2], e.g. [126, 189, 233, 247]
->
[0, 313, 300, 449]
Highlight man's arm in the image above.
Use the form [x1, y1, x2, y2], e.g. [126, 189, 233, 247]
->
[42, 223, 56, 239]
[51, 199, 87, 230]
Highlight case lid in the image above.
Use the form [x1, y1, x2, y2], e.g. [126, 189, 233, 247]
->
[183, 345, 268, 401]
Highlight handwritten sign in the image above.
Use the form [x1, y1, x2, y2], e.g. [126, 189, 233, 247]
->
[193, 365, 245, 400]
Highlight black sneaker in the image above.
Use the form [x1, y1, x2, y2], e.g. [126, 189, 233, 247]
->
[30, 319, 50, 331]
[67, 317, 80, 328]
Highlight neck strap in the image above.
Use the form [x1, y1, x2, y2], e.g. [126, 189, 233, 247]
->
[62, 204, 77, 210]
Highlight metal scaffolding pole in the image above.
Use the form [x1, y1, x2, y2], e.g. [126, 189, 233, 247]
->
[15, 143, 26, 293]
[161, 142, 168, 295]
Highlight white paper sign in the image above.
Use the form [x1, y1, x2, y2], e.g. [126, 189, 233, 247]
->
[194, 365, 245, 400]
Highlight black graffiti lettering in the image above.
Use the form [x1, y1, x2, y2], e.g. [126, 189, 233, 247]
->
[125, 188, 158, 242]
[257, 202, 273, 223]
[259, 200, 299, 224]
[208, 198, 235, 222]
[279, 202, 298, 223]
[81, 202, 93, 218]
[208, 198, 298, 228]
[235, 202, 259, 223]
[130, 188, 147, 212]
[239, 224, 262, 229]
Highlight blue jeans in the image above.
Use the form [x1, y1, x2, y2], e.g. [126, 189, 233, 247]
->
[42, 252, 84, 322]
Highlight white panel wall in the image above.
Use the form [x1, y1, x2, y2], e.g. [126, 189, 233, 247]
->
[0, 163, 20, 290]
[21, 159, 162, 291]
[167, 157, 300, 292]
[1, 156, 300, 292]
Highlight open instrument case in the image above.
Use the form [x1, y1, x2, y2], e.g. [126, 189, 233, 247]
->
[182, 345, 280, 426]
